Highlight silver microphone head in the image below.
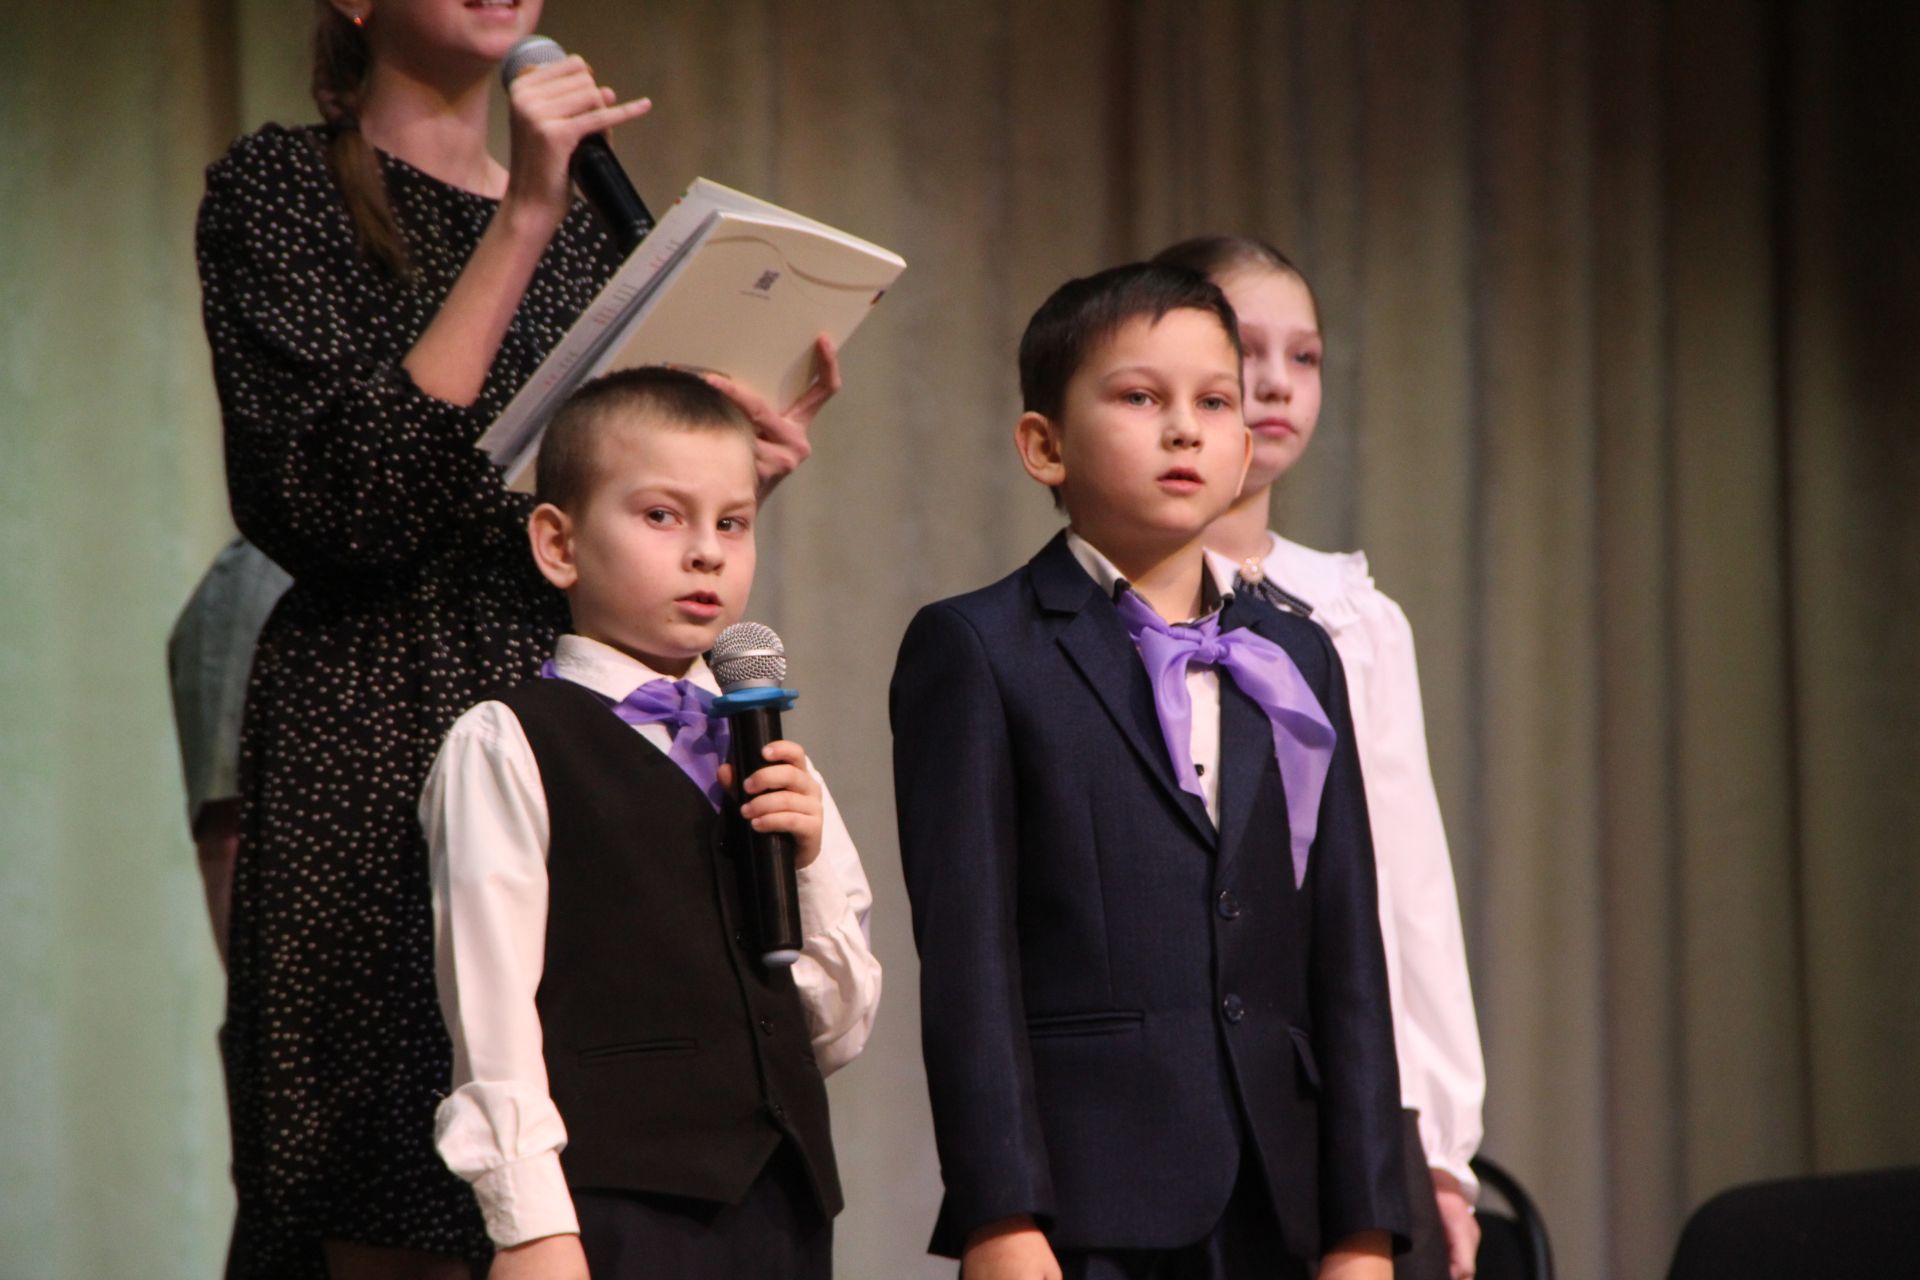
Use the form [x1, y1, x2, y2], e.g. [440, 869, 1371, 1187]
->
[710, 622, 788, 692]
[501, 35, 566, 89]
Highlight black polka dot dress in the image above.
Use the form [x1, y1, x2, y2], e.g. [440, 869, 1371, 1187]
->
[196, 124, 621, 1275]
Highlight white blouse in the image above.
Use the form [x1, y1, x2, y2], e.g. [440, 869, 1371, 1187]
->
[1258, 533, 1486, 1197]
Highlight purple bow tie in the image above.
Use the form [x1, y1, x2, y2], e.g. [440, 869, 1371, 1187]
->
[541, 661, 730, 810]
[1112, 592, 1336, 887]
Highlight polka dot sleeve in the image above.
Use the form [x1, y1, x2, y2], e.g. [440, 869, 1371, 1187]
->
[196, 128, 529, 582]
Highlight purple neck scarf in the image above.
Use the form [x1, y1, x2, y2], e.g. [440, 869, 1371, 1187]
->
[1112, 591, 1336, 887]
[541, 660, 730, 810]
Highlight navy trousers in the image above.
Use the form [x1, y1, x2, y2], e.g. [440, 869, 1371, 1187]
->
[573, 1142, 830, 1280]
[1052, 1148, 1310, 1280]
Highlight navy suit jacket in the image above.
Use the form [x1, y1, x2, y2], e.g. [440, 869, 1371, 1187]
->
[891, 532, 1408, 1260]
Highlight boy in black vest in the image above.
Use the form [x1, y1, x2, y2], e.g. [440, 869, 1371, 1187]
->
[891, 265, 1408, 1279]
[423, 367, 881, 1280]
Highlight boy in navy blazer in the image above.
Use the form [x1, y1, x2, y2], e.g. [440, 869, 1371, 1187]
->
[891, 265, 1408, 1279]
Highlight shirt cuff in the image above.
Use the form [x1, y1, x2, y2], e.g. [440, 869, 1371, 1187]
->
[470, 1150, 580, 1247]
[1428, 1153, 1481, 1206]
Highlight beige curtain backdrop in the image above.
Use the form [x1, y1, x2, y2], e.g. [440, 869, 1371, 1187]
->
[1, 3, 1913, 1278]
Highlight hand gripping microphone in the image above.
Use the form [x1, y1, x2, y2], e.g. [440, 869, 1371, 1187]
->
[501, 35, 656, 253]
[710, 623, 804, 968]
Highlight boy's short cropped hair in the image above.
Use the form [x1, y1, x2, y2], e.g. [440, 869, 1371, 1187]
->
[535, 365, 754, 512]
[1017, 263, 1242, 423]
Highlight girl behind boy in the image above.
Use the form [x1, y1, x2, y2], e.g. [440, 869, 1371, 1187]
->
[1154, 236, 1487, 1280]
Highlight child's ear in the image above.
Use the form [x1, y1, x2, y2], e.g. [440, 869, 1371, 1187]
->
[1232, 424, 1254, 498]
[527, 502, 580, 591]
[1014, 411, 1067, 493]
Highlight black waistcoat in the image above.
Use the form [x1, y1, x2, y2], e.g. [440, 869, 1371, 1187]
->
[495, 679, 841, 1215]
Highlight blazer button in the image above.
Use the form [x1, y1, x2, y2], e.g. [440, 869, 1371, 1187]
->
[1216, 890, 1242, 920]
[1221, 994, 1246, 1023]
[760, 1017, 775, 1036]
[769, 1101, 787, 1121]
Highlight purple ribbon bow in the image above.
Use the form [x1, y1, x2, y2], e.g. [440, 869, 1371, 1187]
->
[541, 660, 730, 810]
[1112, 592, 1336, 887]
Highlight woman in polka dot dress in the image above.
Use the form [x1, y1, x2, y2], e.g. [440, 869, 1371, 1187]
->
[197, 4, 834, 1276]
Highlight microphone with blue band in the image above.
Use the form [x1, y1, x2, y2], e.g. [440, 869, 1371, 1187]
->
[711, 623, 804, 967]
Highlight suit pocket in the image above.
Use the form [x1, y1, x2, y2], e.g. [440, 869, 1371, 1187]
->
[578, 1037, 698, 1064]
[1288, 1025, 1322, 1093]
[1026, 1010, 1146, 1039]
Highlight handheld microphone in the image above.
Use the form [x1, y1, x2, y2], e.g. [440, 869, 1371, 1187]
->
[501, 35, 655, 253]
[710, 623, 804, 968]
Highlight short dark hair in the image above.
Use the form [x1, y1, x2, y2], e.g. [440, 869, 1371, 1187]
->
[1017, 263, 1242, 423]
[535, 366, 753, 512]
[1151, 234, 1320, 326]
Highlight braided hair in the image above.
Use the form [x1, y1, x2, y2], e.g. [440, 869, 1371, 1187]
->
[311, 2, 412, 277]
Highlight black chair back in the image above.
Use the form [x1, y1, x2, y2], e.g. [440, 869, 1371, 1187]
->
[1667, 1167, 1920, 1280]
[1472, 1155, 1555, 1280]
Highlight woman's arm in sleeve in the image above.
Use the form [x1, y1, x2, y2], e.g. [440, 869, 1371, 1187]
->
[196, 133, 536, 580]
[1358, 593, 1486, 1195]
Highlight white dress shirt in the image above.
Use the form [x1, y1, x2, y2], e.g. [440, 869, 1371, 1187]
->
[1257, 533, 1486, 1198]
[421, 634, 883, 1246]
[1065, 532, 1244, 825]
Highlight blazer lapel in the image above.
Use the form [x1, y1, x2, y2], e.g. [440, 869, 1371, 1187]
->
[1215, 593, 1284, 869]
[1216, 674, 1278, 871]
[1031, 535, 1217, 848]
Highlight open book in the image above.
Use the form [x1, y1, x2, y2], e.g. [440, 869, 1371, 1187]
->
[480, 178, 907, 489]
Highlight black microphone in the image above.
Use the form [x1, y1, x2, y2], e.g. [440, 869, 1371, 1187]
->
[710, 623, 804, 968]
[500, 35, 655, 254]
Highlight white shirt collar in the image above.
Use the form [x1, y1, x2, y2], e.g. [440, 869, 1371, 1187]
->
[1064, 529, 1239, 620]
[550, 633, 720, 701]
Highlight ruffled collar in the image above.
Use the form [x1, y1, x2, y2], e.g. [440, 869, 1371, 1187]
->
[1256, 532, 1373, 633]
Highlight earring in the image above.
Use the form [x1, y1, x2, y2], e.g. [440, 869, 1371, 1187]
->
[351, 10, 366, 25]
